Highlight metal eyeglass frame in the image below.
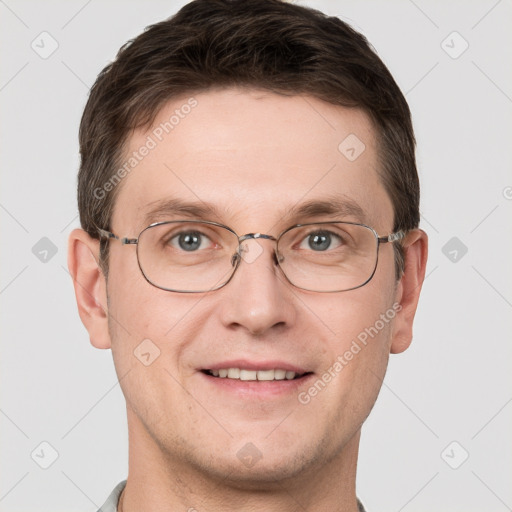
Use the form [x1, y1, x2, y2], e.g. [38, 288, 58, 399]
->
[98, 220, 405, 293]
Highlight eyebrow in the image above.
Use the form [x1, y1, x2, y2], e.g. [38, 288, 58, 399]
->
[141, 198, 224, 226]
[285, 196, 367, 224]
[141, 195, 368, 228]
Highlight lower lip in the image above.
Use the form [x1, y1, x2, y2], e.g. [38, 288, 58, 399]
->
[198, 371, 314, 399]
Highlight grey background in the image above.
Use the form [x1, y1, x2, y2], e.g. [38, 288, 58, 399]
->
[1, 0, 511, 510]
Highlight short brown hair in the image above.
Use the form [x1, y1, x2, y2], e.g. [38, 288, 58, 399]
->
[78, 0, 419, 277]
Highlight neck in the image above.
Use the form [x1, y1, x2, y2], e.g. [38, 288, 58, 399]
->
[120, 406, 362, 512]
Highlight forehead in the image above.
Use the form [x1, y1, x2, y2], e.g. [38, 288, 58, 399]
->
[112, 87, 393, 233]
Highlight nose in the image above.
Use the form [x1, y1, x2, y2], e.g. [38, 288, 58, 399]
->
[218, 238, 296, 336]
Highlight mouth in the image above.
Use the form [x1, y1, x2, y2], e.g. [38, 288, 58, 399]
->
[201, 368, 313, 381]
[197, 360, 315, 398]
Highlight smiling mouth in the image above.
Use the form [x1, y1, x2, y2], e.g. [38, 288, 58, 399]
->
[201, 368, 312, 381]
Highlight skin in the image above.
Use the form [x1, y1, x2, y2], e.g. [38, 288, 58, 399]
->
[68, 87, 428, 512]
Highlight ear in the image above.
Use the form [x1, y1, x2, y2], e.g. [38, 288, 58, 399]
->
[67, 228, 111, 349]
[390, 229, 428, 354]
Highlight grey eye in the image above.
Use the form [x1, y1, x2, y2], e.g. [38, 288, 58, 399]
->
[307, 232, 332, 251]
[173, 231, 205, 251]
[300, 230, 343, 252]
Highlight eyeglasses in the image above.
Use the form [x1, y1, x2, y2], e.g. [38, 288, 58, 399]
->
[98, 220, 405, 293]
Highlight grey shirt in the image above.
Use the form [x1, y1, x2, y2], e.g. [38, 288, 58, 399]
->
[97, 480, 126, 512]
[97, 480, 367, 511]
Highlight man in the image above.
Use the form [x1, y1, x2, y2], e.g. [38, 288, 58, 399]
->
[68, 0, 428, 510]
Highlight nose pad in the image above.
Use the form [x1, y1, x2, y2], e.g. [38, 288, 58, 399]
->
[231, 251, 241, 268]
[231, 244, 281, 269]
[242, 246, 282, 266]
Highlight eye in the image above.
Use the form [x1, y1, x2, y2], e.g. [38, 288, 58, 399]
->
[168, 230, 212, 251]
[299, 230, 343, 251]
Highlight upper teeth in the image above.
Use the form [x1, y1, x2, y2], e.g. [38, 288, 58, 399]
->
[209, 368, 299, 381]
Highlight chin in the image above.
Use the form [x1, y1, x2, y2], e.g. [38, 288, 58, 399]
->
[182, 433, 330, 489]
[211, 454, 314, 489]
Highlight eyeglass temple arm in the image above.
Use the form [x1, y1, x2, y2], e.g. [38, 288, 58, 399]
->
[377, 230, 406, 244]
[97, 228, 137, 245]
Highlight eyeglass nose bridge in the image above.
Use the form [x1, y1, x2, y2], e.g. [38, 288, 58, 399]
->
[230, 232, 280, 268]
[238, 232, 277, 243]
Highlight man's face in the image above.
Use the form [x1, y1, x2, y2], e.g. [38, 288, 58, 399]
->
[106, 88, 401, 482]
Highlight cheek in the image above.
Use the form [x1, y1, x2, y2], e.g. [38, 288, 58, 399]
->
[106, 251, 215, 391]
[106, 247, 185, 338]
[302, 266, 397, 408]
[301, 303, 393, 432]
[105, 278, 200, 431]
[304, 270, 396, 349]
